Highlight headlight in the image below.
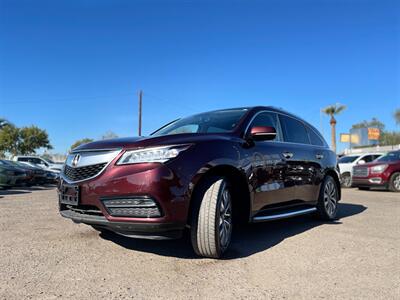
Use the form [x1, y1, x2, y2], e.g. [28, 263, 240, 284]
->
[117, 144, 191, 165]
[370, 164, 388, 174]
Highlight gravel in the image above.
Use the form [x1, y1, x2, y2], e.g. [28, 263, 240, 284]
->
[0, 187, 399, 299]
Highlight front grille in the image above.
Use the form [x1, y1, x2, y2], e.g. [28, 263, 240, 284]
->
[353, 167, 368, 177]
[63, 163, 107, 182]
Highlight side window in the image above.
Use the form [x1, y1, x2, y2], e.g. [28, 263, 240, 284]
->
[249, 112, 279, 141]
[18, 157, 28, 162]
[363, 155, 375, 163]
[32, 158, 42, 165]
[307, 126, 325, 146]
[279, 115, 310, 144]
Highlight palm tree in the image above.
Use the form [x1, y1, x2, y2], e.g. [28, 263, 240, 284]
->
[394, 108, 400, 125]
[322, 103, 346, 153]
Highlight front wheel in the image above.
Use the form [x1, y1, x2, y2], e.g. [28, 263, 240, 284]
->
[190, 177, 232, 258]
[316, 176, 339, 220]
[389, 172, 400, 192]
[341, 173, 352, 188]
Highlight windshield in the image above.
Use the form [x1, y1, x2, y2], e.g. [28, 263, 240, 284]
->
[42, 157, 55, 164]
[376, 151, 400, 162]
[338, 156, 360, 163]
[151, 109, 248, 137]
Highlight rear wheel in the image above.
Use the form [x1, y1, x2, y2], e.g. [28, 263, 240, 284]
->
[389, 172, 400, 192]
[341, 173, 352, 188]
[316, 176, 339, 220]
[190, 177, 232, 258]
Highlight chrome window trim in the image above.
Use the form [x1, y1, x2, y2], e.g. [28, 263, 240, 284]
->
[244, 110, 328, 148]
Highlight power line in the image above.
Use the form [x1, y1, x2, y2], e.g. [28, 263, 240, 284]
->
[0, 92, 135, 104]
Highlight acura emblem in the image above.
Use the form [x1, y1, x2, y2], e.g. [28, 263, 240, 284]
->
[71, 154, 81, 167]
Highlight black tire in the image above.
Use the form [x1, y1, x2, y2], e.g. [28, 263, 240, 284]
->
[341, 173, 352, 188]
[190, 177, 232, 258]
[316, 175, 339, 221]
[358, 187, 370, 191]
[388, 172, 400, 192]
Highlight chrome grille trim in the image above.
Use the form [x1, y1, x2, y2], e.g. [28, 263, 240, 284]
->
[353, 167, 368, 177]
[61, 149, 121, 183]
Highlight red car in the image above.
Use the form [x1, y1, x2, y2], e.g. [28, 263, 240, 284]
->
[59, 107, 341, 258]
[352, 150, 400, 192]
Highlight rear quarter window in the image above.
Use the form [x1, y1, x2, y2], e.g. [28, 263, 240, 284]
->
[307, 127, 325, 146]
[279, 115, 310, 144]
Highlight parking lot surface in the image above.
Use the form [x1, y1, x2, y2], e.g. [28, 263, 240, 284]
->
[0, 187, 399, 299]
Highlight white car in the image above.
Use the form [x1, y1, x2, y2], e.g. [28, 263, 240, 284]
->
[338, 153, 383, 187]
[13, 156, 63, 173]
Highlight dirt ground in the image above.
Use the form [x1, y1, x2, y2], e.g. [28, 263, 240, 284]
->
[0, 187, 399, 299]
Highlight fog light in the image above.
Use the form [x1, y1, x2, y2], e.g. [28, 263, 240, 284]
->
[101, 197, 162, 218]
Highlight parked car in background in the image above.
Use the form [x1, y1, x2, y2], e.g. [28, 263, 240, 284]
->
[13, 156, 63, 172]
[19, 161, 59, 184]
[58, 106, 341, 258]
[352, 150, 400, 192]
[338, 153, 383, 188]
[0, 162, 30, 189]
[1, 160, 53, 185]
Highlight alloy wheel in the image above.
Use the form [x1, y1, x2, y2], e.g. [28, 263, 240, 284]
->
[324, 181, 337, 217]
[394, 174, 400, 191]
[342, 174, 351, 188]
[219, 187, 232, 251]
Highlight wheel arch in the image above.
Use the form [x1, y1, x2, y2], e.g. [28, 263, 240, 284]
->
[187, 164, 251, 225]
[325, 168, 341, 200]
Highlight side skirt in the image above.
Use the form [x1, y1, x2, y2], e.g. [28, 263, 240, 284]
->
[252, 207, 317, 222]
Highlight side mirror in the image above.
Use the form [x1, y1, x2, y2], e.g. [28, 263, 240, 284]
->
[358, 160, 366, 165]
[250, 126, 277, 141]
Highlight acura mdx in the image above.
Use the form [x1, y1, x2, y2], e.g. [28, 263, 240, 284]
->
[59, 106, 341, 258]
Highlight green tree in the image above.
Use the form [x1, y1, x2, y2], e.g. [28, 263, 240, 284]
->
[322, 103, 346, 153]
[0, 124, 20, 156]
[18, 126, 53, 155]
[70, 138, 94, 151]
[351, 117, 385, 131]
[0, 118, 10, 129]
[381, 131, 400, 146]
[394, 109, 400, 125]
[101, 131, 118, 140]
[0, 123, 52, 156]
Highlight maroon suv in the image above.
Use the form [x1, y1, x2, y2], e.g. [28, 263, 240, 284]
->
[59, 107, 341, 258]
[352, 150, 400, 192]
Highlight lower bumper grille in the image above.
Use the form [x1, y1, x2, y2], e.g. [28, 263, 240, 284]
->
[101, 196, 162, 218]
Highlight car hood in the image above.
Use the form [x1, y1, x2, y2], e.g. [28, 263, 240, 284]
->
[353, 160, 399, 168]
[73, 133, 237, 152]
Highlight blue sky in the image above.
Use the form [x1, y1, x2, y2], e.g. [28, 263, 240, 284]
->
[0, 0, 399, 154]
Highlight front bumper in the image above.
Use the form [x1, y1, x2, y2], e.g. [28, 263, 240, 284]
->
[352, 177, 388, 188]
[59, 160, 191, 239]
[60, 209, 184, 239]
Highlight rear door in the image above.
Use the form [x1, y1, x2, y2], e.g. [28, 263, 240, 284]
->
[278, 115, 319, 203]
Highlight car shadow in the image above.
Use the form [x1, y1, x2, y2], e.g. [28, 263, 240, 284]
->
[0, 185, 56, 196]
[99, 202, 367, 259]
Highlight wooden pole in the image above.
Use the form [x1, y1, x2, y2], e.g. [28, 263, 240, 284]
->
[138, 90, 142, 136]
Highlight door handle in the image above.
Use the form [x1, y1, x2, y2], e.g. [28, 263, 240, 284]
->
[315, 154, 324, 160]
[282, 152, 293, 159]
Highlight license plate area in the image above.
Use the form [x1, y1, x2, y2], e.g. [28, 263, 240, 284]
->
[59, 183, 80, 206]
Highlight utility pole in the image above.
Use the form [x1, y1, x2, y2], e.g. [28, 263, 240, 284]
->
[138, 90, 143, 136]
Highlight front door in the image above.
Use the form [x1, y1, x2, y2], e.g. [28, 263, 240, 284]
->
[245, 112, 296, 214]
